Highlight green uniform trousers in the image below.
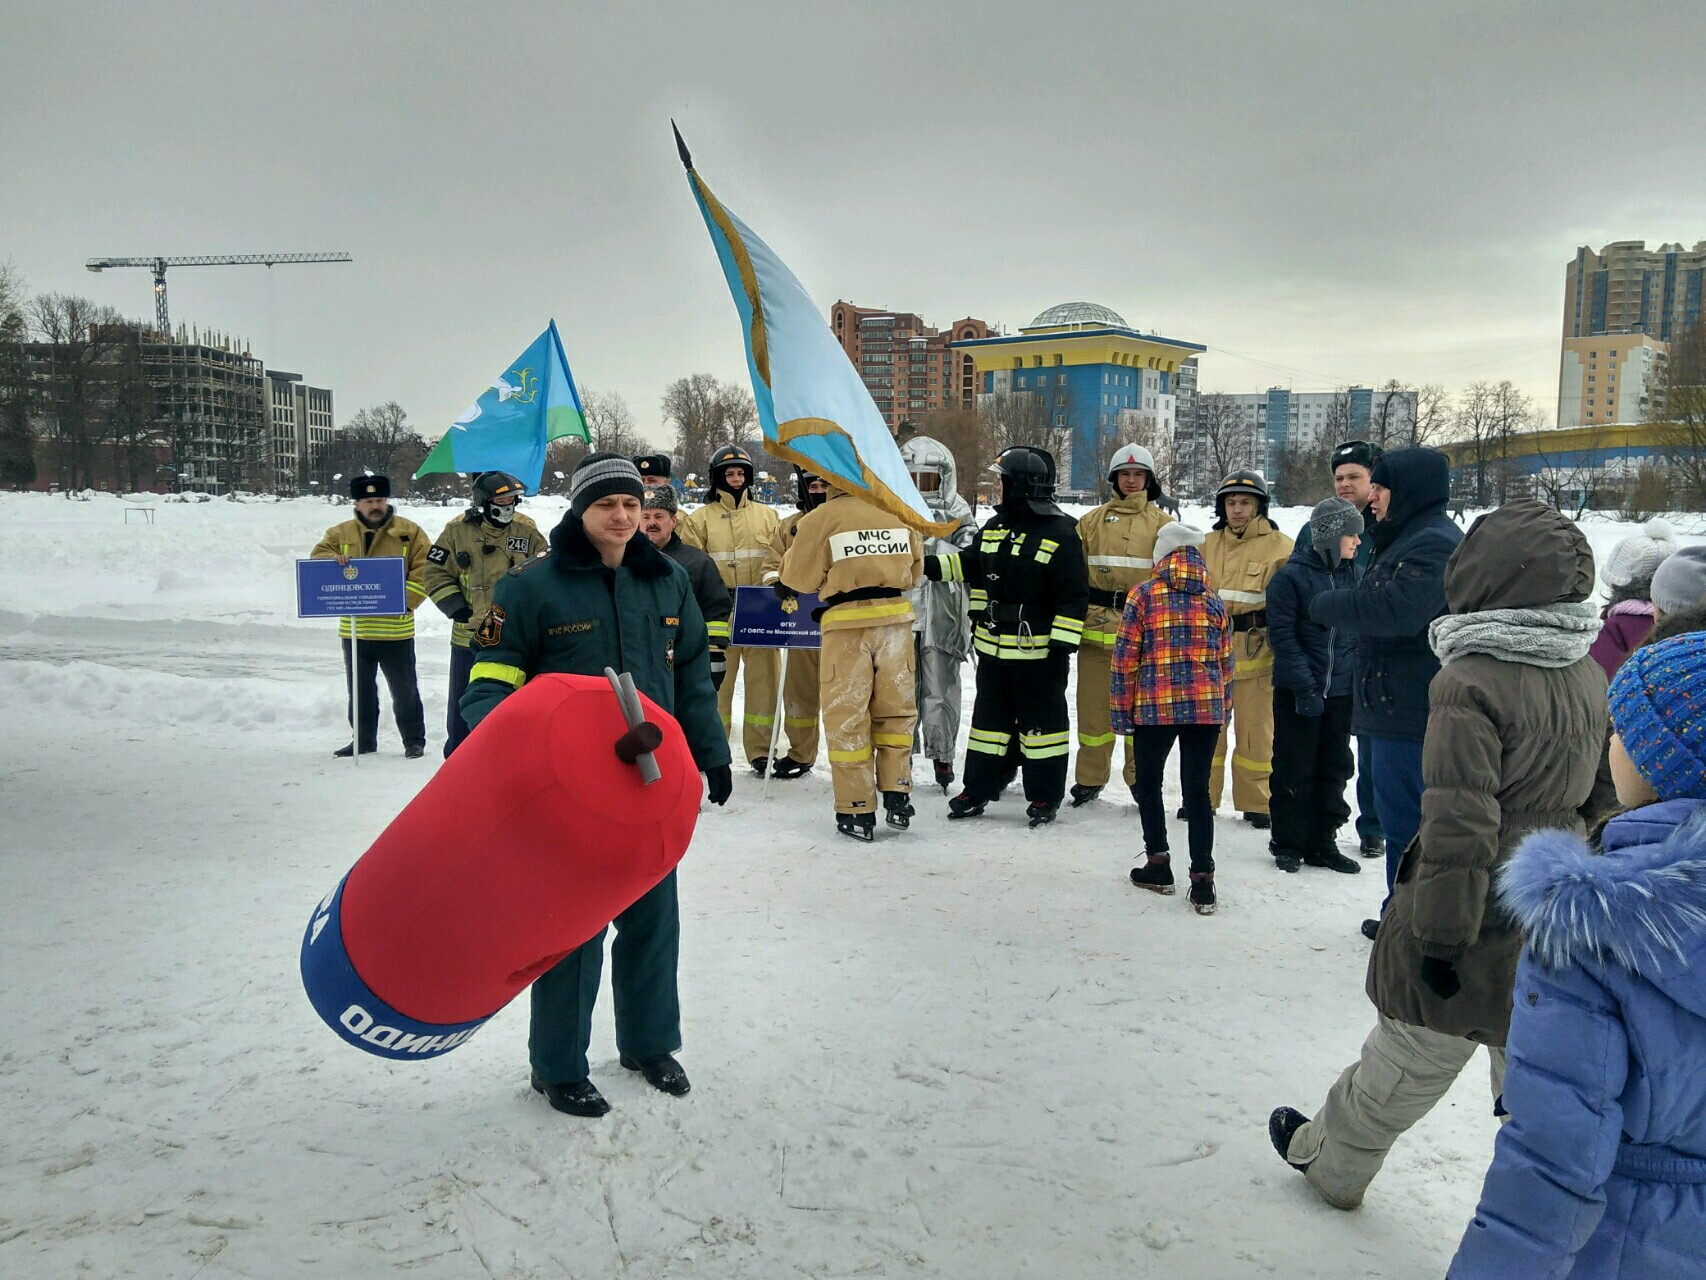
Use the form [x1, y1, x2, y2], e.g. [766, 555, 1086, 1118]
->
[528, 871, 681, 1083]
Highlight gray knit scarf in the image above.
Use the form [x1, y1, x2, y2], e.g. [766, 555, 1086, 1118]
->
[1428, 601, 1600, 668]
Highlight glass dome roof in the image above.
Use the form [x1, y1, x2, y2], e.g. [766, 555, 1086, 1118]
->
[1026, 301, 1128, 330]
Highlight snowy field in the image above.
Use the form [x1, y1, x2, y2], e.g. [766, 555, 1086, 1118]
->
[4, 491, 1702, 1279]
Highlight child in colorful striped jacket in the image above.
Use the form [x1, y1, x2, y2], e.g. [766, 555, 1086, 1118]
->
[1111, 522, 1234, 914]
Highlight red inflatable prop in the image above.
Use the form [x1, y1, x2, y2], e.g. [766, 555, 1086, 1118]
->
[301, 671, 702, 1059]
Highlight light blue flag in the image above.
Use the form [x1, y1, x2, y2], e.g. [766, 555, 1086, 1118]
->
[676, 128, 951, 535]
[416, 321, 589, 494]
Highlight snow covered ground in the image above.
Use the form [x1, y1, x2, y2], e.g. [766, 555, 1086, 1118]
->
[4, 491, 1702, 1279]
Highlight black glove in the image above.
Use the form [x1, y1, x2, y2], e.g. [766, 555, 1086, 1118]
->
[451, 605, 473, 623]
[1420, 956, 1461, 1000]
[704, 764, 733, 806]
[772, 582, 796, 604]
[1293, 690, 1324, 718]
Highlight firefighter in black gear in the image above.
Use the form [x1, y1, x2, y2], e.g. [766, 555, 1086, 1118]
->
[922, 446, 1088, 827]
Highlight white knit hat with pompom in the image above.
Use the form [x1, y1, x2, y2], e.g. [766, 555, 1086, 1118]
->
[1602, 517, 1679, 590]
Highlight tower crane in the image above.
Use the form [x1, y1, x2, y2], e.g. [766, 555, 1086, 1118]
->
[85, 252, 353, 334]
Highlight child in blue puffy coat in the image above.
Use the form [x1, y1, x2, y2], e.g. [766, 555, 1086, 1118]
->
[1449, 631, 1706, 1279]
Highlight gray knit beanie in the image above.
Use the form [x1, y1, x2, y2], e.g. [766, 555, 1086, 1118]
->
[1651, 544, 1706, 616]
[570, 451, 645, 517]
[1601, 517, 1678, 591]
[1309, 497, 1365, 567]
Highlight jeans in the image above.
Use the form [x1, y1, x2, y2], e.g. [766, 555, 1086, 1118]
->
[1367, 735, 1425, 901]
[1355, 735, 1383, 842]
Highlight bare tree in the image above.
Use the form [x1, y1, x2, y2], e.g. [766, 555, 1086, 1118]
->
[1529, 423, 1603, 515]
[343, 401, 418, 481]
[979, 381, 1075, 476]
[27, 293, 127, 490]
[581, 386, 648, 455]
[1272, 435, 1338, 507]
[1199, 392, 1255, 490]
[661, 374, 756, 479]
[0, 261, 36, 489]
[1409, 384, 1450, 448]
[916, 405, 985, 505]
[1450, 379, 1538, 506]
[1656, 321, 1706, 507]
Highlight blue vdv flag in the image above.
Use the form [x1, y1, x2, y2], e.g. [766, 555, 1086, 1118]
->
[416, 321, 589, 494]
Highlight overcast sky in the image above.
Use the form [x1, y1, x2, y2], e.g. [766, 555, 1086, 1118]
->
[6, 1, 1706, 443]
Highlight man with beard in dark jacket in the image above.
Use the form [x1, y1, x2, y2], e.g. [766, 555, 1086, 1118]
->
[1308, 447, 1462, 939]
[640, 485, 731, 690]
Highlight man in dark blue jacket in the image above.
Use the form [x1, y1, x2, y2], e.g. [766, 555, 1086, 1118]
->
[1267, 498, 1365, 876]
[1308, 447, 1462, 938]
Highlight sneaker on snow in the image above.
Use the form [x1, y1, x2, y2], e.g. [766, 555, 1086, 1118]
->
[933, 760, 955, 792]
[1268, 1106, 1310, 1172]
[1068, 784, 1102, 808]
[1130, 854, 1175, 894]
[947, 793, 987, 820]
[1360, 917, 1380, 941]
[404, 744, 425, 759]
[1026, 801, 1058, 828]
[882, 791, 915, 830]
[1273, 852, 1302, 873]
[1189, 872, 1217, 915]
[770, 757, 811, 780]
[531, 1071, 610, 1117]
[1242, 812, 1271, 830]
[749, 757, 770, 778]
[1360, 834, 1384, 858]
[620, 1053, 691, 1097]
[1304, 850, 1362, 874]
[836, 812, 876, 842]
[333, 743, 377, 758]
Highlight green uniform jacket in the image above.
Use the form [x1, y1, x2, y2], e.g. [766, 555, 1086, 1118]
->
[460, 513, 732, 772]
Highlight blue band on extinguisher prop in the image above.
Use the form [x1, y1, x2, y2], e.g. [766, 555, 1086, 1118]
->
[299, 873, 492, 1060]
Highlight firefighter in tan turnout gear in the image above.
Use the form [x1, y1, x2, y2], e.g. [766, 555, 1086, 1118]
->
[759, 469, 831, 779]
[1201, 470, 1294, 827]
[679, 445, 783, 773]
[779, 483, 923, 842]
[1069, 444, 1175, 807]
[422, 470, 549, 756]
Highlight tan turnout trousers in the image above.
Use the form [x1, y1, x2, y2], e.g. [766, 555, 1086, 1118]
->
[1074, 625, 1137, 790]
[718, 645, 781, 765]
[820, 622, 916, 813]
[1209, 630, 1275, 813]
[1283, 1013, 1507, 1209]
[780, 648, 821, 766]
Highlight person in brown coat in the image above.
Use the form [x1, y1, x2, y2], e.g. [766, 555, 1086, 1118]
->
[1269, 500, 1607, 1211]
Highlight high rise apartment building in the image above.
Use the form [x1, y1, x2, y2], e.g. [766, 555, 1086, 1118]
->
[1558, 334, 1666, 428]
[829, 301, 993, 433]
[264, 370, 336, 491]
[1216, 386, 1417, 478]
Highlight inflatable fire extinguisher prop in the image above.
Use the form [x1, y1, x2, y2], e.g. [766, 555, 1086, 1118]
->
[300, 669, 701, 1059]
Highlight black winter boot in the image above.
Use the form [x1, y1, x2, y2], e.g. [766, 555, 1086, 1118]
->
[1068, 784, 1102, 808]
[883, 791, 915, 830]
[1189, 871, 1217, 915]
[947, 792, 987, 820]
[750, 757, 770, 778]
[1026, 801, 1058, 828]
[531, 1071, 610, 1117]
[620, 1053, 691, 1097]
[837, 812, 876, 842]
[1269, 1106, 1310, 1172]
[1360, 833, 1384, 858]
[1360, 917, 1380, 941]
[770, 757, 811, 780]
[1273, 851, 1302, 873]
[1242, 812, 1271, 830]
[333, 743, 377, 758]
[933, 760, 955, 792]
[1304, 849, 1362, 874]
[1130, 853, 1176, 895]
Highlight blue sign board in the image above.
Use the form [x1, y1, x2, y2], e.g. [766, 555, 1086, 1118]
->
[296, 557, 408, 618]
[731, 585, 823, 649]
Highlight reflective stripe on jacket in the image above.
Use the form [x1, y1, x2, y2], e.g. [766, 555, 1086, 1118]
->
[677, 490, 781, 590]
[310, 511, 430, 640]
[1077, 491, 1172, 647]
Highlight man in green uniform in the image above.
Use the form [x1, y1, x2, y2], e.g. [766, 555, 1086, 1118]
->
[462, 452, 733, 1118]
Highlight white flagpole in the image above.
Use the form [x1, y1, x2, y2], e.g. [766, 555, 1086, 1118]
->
[763, 647, 789, 801]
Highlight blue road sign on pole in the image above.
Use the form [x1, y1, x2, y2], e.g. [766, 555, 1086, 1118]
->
[296, 557, 408, 618]
[730, 586, 823, 650]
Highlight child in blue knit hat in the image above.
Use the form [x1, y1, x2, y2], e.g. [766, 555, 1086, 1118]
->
[1448, 631, 1706, 1279]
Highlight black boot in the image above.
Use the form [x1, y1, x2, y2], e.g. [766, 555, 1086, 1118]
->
[404, 744, 425, 759]
[1273, 851, 1302, 873]
[947, 792, 987, 820]
[531, 1071, 610, 1117]
[1189, 871, 1217, 915]
[333, 742, 377, 758]
[883, 791, 915, 830]
[836, 812, 876, 842]
[1175, 806, 1188, 820]
[620, 1053, 691, 1097]
[750, 757, 770, 778]
[1068, 784, 1102, 808]
[1269, 1106, 1310, 1172]
[1026, 801, 1058, 828]
[770, 757, 811, 780]
[1360, 833, 1384, 858]
[1130, 853, 1175, 894]
[1242, 812, 1271, 830]
[933, 760, 955, 793]
[1360, 917, 1381, 941]
[1304, 849, 1362, 874]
